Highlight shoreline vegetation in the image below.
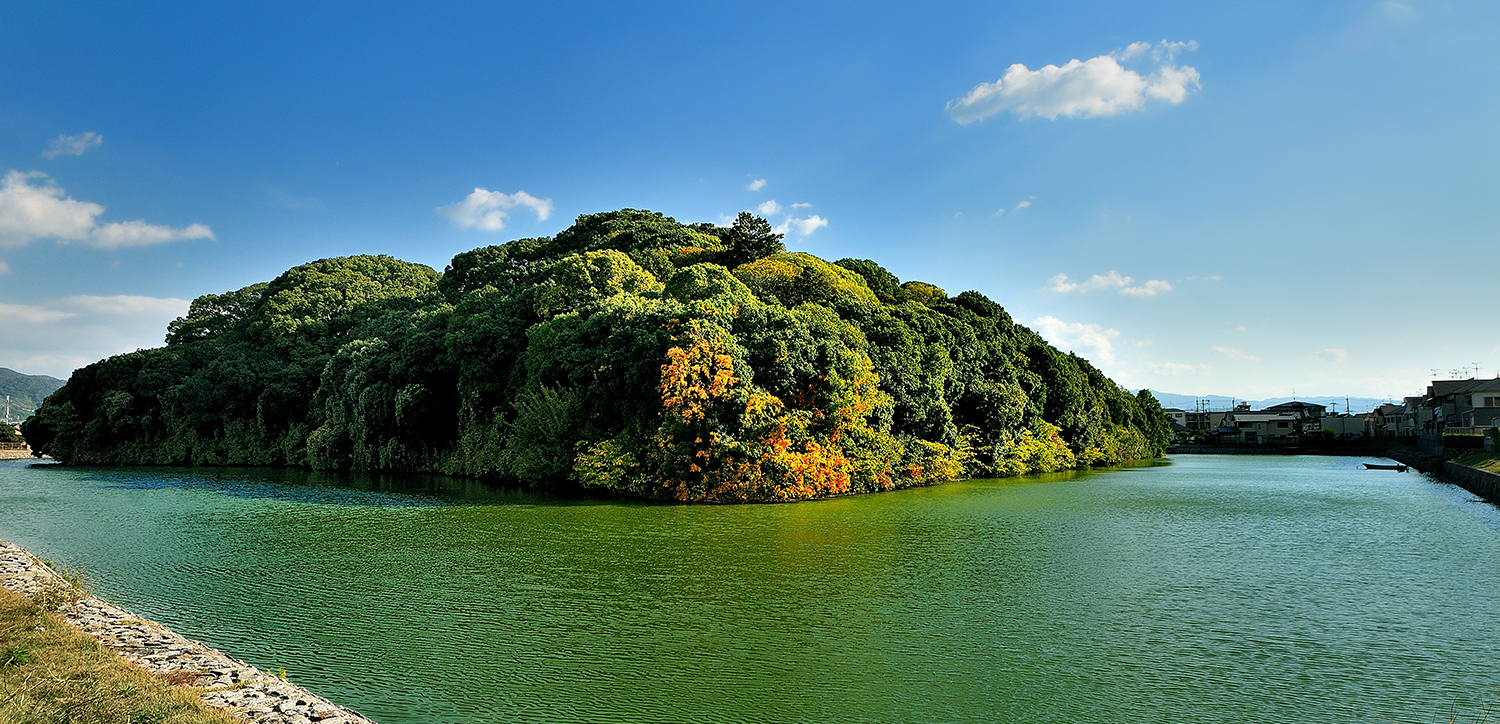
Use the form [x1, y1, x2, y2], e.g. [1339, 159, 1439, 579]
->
[0, 539, 372, 724]
[0, 585, 237, 724]
[22, 209, 1170, 502]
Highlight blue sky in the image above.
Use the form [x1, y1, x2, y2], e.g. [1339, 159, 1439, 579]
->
[1, 0, 1496, 401]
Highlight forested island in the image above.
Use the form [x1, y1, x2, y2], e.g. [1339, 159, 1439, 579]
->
[23, 209, 1170, 502]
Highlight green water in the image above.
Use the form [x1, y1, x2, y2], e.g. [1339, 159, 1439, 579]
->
[1, 455, 1497, 723]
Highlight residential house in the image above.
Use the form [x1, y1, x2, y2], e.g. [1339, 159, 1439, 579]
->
[1227, 411, 1303, 444]
[1320, 413, 1371, 440]
[1425, 377, 1500, 432]
[1372, 403, 1416, 437]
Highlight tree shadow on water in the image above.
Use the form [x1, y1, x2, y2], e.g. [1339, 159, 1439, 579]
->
[29, 463, 612, 509]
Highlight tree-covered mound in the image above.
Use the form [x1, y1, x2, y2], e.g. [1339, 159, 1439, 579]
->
[23, 209, 1170, 502]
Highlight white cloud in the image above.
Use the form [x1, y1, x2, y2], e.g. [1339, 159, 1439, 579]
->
[789, 202, 811, 210]
[0, 170, 212, 249]
[1048, 271, 1171, 297]
[0, 302, 75, 325]
[87, 221, 215, 250]
[1149, 361, 1210, 377]
[0, 294, 190, 378]
[0, 171, 101, 246]
[773, 215, 829, 237]
[436, 188, 553, 232]
[747, 178, 767, 192]
[755, 200, 783, 216]
[1048, 270, 1128, 293]
[993, 208, 1005, 217]
[947, 40, 1201, 123]
[67, 295, 191, 317]
[1015, 199, 1032, 210]
[1032, 315, 1120, 363]
[1316, 348, 1349, 363]
[0, 261, 9, 275]
[43, 132, 103, 159]
[1211, 346, 1261, 362]
[1120, 279, 1172, 297]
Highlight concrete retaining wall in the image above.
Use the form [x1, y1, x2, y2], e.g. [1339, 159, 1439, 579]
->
[1382, 447, 1500, 506]
[1438, 462, 1500, 504]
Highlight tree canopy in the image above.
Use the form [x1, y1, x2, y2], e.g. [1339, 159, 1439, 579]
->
[23, 209, 1171, 502]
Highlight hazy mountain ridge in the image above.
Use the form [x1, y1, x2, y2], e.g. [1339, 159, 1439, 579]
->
[0, 367, 66, 421]
[1148, 391, 1392, 415]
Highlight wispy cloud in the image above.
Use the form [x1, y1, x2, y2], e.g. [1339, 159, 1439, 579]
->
[774, 215, 829, 237]
[751, 198, 826, 238]
[1149, 361, 1211, 377]
[436, 188, 553, 231]
[1211, 346, 1261, 362]
[88, 221, 217, 250]
[747, 178, 767, 192]
[1032, 315, 1120, 363]
[1048, 270, 1172, 297]
[43, 132, 103, 159]
[1120, 279, 1172, 297]
[947, 40, 1200, 123]
[0, 261, 9, 275]
[0, 294, 191, 378]
[1015, 199, 1032, 209]
[1316, 348, 1349, 363]
[263, 185, 323, 210]
[0, 170, 214, 249]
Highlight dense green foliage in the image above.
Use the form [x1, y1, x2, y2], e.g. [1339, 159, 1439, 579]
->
[23, 209, 1170, 501]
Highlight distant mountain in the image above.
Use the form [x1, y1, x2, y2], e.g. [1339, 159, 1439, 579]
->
[0, 368, 66, 422]
[1148, 390, 1392, 415]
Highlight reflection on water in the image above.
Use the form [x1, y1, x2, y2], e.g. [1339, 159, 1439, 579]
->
[1, 455, 1497, 723]
[46, 464, 564, 506]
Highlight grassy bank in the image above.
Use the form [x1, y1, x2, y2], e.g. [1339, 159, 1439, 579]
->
[1451, 449, 1500, 474]
[0, 585, 235, 724]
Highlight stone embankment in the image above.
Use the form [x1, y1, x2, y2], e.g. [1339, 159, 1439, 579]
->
[1384, 448, 1500, 506]
[0, 540, 376, 724]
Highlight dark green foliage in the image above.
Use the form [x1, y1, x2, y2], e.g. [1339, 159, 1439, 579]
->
[24, 209, 1170, 499]
[712, 212, 786, 269]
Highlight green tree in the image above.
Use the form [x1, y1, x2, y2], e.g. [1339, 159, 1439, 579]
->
[714, 212, 785, 269]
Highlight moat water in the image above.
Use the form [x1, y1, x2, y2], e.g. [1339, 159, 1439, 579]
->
[2, 455, 1498, 723]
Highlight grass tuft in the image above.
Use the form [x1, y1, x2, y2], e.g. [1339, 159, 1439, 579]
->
[0, 586, 236, 723]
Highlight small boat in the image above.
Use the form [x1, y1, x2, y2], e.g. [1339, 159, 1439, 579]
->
[1364, 463, 1408, 472]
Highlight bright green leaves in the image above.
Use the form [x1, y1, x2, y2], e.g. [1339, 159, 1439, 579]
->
[734, 253, 880, 308]
[254, 255, 439, 340]
[165, 283, 267, 346]
[533, 250, 663, 318]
